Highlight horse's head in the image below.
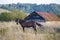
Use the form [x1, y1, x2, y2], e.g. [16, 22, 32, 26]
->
[19, 19, 22, 22]
[15, 18, 19, 24]
[15, 18, 25, 25]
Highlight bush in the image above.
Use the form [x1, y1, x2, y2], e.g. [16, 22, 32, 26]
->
[0, 12, 13, 21]
[0, 9, 27, 21]
[11, 9, 27, 20]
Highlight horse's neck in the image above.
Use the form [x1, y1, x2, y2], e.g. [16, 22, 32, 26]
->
[19, 20, 25, 24]
[19, 20, 26, 26]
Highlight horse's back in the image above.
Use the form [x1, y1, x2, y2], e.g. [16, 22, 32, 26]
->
[22, 22, 33, 27]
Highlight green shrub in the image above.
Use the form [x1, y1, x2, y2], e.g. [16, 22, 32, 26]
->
[0, 9, 27, 21]
[12, 9, 27, 20]
[0, 12, 13, 21]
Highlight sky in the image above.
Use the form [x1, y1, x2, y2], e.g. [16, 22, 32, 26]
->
[0, 0, 60, 4]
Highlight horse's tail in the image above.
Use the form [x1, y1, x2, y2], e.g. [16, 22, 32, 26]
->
[36, 22, 44, 30]
[36, 22, 42, 27]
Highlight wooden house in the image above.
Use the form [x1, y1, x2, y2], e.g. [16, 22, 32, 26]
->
[24, 11, 60, 22]
[24, 11, 45, 22]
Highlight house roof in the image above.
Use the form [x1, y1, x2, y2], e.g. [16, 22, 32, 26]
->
[37, 12, 60, 21]
[25, 11, 60, 21]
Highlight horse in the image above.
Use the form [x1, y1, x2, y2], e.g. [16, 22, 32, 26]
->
[15, 18, 43, 34]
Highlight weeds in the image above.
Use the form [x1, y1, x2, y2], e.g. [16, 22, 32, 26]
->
[0, 28, 8, 35]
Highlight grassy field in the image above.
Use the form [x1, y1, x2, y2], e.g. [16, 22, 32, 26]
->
[0, 21, 60, 40]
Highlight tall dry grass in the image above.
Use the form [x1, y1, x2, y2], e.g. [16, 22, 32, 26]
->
[0, 21, 60, 40]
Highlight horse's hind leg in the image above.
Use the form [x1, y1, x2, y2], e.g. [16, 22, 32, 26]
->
[33, 26, 37, 34]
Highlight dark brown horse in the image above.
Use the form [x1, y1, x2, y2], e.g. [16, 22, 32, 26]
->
[15, 18, 43, 33]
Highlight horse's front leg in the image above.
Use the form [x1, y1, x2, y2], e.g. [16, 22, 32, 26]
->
[22, 27, 25, 32]
[16, 22, 18, 24]
[33, 25, 37, 34]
